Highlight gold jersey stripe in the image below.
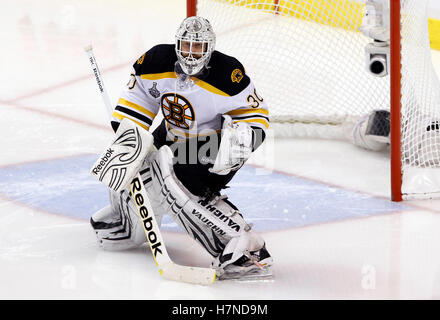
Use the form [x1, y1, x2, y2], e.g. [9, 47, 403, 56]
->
[112, 111, 150, 131]
[140, 72, 177, 80]
[118, 98, 156, 119]
[233, 118, 269, 129]
[230, 114, 269, 123]
[140, 72, 229, 97]
[193, 79, 230, 97]
[226, 108, 269, 116]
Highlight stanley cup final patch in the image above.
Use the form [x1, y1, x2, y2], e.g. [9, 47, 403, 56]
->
[149, 82, 161, 98]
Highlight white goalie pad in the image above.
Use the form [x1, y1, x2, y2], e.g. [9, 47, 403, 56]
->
[342, 111, 389, 152]
[90, 118, 154, 192]
[149, 146, 269, 268]
[90, 163, 165, 251]
[150, 146, 246, 255]
[91, 192, 147, 251]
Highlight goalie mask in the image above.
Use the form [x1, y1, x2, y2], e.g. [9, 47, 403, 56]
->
[175, 16, 216, 76]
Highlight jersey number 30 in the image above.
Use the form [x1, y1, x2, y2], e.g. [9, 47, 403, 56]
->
[247, 89, 264, 108]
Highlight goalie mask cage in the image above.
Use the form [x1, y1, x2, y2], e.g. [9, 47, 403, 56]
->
[187, 0, 440, 201]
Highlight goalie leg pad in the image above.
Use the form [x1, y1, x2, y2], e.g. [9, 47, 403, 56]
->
[343, 110, 390, 151]
[90, 161, 165, 251]
[90, 191, 146, 251]
[149, 146, 272, 272]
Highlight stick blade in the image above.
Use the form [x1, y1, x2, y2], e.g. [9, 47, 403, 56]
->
[159, 263, 216, 285]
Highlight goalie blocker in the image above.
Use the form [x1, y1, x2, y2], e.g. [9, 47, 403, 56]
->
[90, 118, 154, 192]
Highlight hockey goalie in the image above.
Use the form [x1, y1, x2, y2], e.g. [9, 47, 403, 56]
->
[89, 16, 273, 280]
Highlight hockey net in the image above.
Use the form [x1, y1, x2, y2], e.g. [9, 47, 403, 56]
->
[191, 0, 440, 200]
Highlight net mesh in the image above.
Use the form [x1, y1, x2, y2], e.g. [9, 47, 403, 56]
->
[196, 0, 440, 198]
[399, 0, 440, 197]
[197, 0, 389, 127]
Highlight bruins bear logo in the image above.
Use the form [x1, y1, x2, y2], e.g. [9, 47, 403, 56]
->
[137, 53, 145, 65]
[231, 68, 244, 83]
[161, 93, 195, 129]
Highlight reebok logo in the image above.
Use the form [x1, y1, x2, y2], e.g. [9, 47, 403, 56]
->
[131, 177, 163, 257]
[91, 148, 114, 175]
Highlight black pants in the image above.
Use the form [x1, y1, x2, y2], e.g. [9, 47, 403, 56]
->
[152, 120, 237, 197]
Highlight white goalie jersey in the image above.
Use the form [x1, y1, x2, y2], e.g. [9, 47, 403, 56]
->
[110, 44, 269, 140]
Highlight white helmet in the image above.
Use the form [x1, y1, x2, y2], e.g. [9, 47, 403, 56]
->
[175, 16, 216, 76]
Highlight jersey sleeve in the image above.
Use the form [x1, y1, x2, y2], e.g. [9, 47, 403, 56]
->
[223, 81, 269, 151]
[111, 61, 159, 132]
[201, 50, 269, 134]
[225, 81, 269, 133]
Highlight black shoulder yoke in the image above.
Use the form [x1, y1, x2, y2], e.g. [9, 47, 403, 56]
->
[200, 51, 251, 96]
[133, 44, 177, 76]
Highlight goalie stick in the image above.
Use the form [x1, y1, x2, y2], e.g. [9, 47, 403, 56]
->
[84, 45, 216, 285]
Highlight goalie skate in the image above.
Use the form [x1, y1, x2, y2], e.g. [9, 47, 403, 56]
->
[216, 244, 273, 281]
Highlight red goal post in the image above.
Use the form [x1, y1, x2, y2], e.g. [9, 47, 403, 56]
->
[389, 0, 402, 201]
